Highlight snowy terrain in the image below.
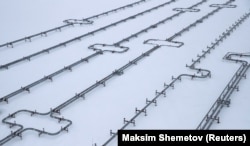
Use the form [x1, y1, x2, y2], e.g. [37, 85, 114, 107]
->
[0, 0, 250, 145]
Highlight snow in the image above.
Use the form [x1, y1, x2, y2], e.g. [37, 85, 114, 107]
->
[0, 0, 250, 145]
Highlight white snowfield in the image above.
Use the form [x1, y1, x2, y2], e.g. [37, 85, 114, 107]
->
[0, 0, 250, 145]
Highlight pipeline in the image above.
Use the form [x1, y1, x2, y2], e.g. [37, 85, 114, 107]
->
[0, 0, 243, 145]
[0, 0, 150, 48]
[103, 4, 250, 146]
[0, 0, 208, 103]
[0, 0, 177, 70]
[197, 53, 250, 130]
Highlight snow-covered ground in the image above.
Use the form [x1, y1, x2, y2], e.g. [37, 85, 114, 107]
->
[0, 0, 250, 145]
